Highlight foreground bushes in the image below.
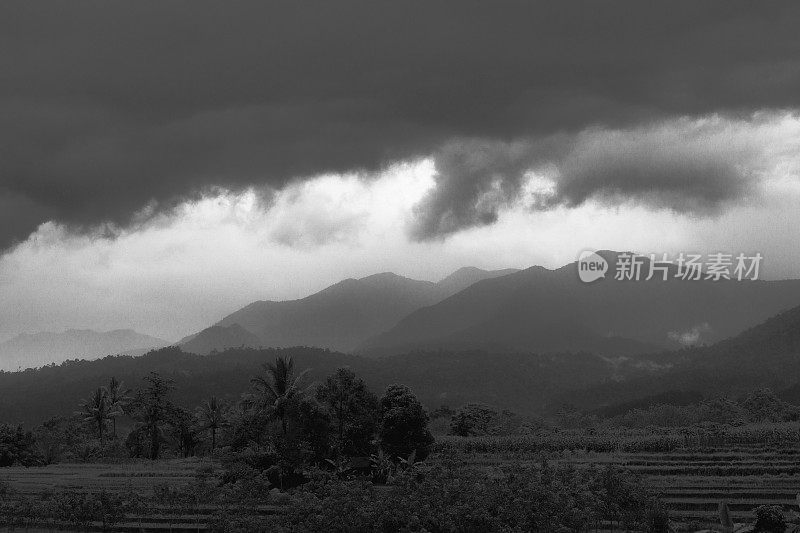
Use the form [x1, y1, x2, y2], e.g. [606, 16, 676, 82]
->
[253, 462, 667, 533]
[0, 488, 140, 530]
[0, 424, 42, 466]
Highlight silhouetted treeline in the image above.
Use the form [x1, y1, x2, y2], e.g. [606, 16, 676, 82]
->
[0, 346, 613, 425]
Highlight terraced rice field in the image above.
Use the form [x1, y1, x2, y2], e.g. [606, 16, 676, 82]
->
[0, 458, 282, 531]
[3, 443, 800, 531]
[582, 451, 800, 529]
[0, 459, 201, 495]
[449, 443, 800, 531]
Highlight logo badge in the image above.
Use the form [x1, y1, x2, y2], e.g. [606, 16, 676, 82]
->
[577, 250, 608, 283]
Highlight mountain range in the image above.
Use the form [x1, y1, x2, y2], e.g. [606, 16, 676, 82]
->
[7, 253, 800, 373]
[0, 329, 168, 372]
[178, 267, 519, 354]
[360, 251, 800, 356]
[4, 299, 800, 425]
[176, 252, 800, 358]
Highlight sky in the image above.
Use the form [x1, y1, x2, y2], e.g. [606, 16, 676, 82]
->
[2, 2, 800, 342]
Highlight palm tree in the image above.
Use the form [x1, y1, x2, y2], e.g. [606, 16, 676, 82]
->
[196, 396, 226, 454]
[78, 387, 110, 444]
[105, 377, 131, 438]
[250, 356, 308, 435]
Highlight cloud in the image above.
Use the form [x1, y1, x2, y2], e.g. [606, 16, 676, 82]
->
[2, 2, 800, 248]
[669, 323, 712, 346]
[408, 139, 550, 240]
[4, 158, 800, 344]
[550, 116, 772, 213]
[409, 112, 800, 240]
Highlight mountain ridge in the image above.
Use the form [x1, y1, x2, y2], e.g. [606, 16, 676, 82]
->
[0, 328, 168, 371]
[360, 252, 800, 356]
[178, 266, 522, 354]
[553, 301, 800, 411]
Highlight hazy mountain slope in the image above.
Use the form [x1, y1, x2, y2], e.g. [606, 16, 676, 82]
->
[190, 267, 522, 353]
[682, 304, 800, 385]
[212, 273, 443, 352]
[179, 324, 263, 355]
[0, 329, 168, 371]
[0, 346, 615, 426]
[361, 251, 800, 356]
[558, 303, 800, 410]
[436, 267, 520, 297]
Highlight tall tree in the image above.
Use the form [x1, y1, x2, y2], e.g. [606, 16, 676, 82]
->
[78, 387, 109, 444]
[378, 384, 434, 461]
[168, 406, 200, 458]
[250, 356, 308, 435]
[196, 396, 226, 454]
[316, 368, 378, 455]
[129, 372, 174, 460]
[105, 377, 131, 438]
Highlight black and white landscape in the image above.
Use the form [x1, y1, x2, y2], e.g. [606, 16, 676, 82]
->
[3, 2, 800, 532]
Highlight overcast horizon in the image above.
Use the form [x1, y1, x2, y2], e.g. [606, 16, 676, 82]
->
[3, 2, 800, 343]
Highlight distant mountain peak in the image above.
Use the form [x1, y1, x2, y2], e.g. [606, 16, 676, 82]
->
[359, 271, 406, 281]
[436, 266, 520, 296]
[441, 266, 485, 277]
[438, 266, 513, 281]
[358, 272, 434, 291]
[182, 266, 523, 355]
[0, 328, 168, 371]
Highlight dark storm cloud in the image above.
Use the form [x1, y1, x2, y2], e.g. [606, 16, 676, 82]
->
[2, 1, 800, 248]
[550, 122, 759, 214]
[411, 115, 776, 240]
[410, 138, 564, 240]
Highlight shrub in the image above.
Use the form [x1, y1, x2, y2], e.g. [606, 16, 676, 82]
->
[0, 424, 42, 467]
[264, 463, 662, 532]
[449, 403, 523, 436]
[753, 504, 786, 533]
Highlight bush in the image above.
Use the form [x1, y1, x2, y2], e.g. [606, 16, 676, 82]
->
[449, 403, 523, 436]
[450, 403, 497, 436]
[0, 424, 42, 467]
[264, 463, 662, 532]
[753, 504, 786, 533]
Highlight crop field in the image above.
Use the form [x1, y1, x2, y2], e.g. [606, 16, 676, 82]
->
[569, 450, 800, 530]
[0, 459, 201, 496]
[434, 429, 800, 532]
[3, 428, 800, 531]
[0, 458, 283, 532]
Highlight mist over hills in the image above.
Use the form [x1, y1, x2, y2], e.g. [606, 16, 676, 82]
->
[178, 267, 519, 355]
[558, 302, 800, 411]
[0, 329, 168, 372]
